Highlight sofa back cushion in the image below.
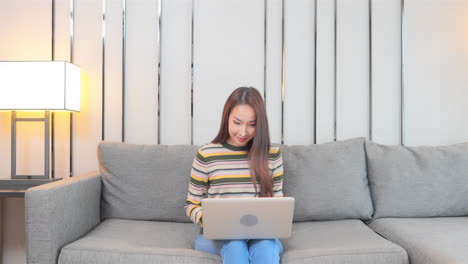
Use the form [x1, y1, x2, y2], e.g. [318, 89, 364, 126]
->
[366, 141, 468, 219]
[281, 137, 373, 221]
[98, 142, 198, 222]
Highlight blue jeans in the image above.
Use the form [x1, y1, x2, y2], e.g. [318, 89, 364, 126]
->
[195, 234, 283, 264]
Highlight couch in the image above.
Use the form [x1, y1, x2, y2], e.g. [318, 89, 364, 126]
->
[25, 137, 468, 264]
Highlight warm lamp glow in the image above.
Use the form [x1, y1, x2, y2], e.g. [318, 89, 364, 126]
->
[0, 61, 80, 111]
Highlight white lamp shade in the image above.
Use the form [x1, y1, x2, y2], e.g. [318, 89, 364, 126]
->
[0, 61, 80, 111]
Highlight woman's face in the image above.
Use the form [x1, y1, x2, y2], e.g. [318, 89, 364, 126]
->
[226, 104, 256, 147]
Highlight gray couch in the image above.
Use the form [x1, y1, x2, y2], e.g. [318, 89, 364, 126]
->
[25, 138, 468, 264]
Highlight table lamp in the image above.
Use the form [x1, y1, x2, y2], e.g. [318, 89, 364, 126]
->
[0, 61, 80, 193]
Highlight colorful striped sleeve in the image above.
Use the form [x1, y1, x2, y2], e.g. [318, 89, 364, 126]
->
[271, 148, 284, 197]
[184, 149, 209, 226]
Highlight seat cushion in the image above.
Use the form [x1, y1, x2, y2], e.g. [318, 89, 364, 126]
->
[365, 141, 468, 219]
[369, 217, 468, 264]
[98, 142, 199, 222]
[281, 137, 374, 221]
[280, 220, 408, 264]
[58, 219, 221, 264]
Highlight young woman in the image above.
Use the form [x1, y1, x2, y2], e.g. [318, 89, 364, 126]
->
[185, 87, 284, 264]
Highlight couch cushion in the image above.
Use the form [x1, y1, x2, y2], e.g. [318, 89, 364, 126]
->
[368, 217, 468, 264]
[281, 220, 408, 264]
[98, 142, 199, 222]
[365, 141, 468, 219]
[58, 219, 220, 264]
[281, 137, 373, 221]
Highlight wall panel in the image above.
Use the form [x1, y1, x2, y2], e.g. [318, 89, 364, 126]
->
[193, 0, 265, 145]
[283, 0, 316, 145]
[54, 0, 72, 178]
[54, 0, 71, 60]
[371, 0, 401, 145]
[265, 0, 283, 144]
[404, 0, 468, 146]
[124, 0, 159, 144]
[160, 0, 192, 145]
[316, 0, 335, 143]
[336, 0, 370, 140]
[73, 0, 103, 175]
[103, 0, 124, 141]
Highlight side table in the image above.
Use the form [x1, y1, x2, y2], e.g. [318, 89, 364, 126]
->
[0, 179, 62, 264]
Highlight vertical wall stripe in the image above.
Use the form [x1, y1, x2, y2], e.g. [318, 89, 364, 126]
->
[51, 111, 55, 179]
[45, 111, 50, 178]
[368, 0, 373, 141]
[11, 112, 16, 178]
[102, 0, 106, 141]
[52, 0, 55, 60]
[122, 0, 126, 142]
[190, 0, 194, 145]
[333, 0, 337, 141]
[401, 0, 405, 145]
[157, 0, 162, 144]
[69, 0, 74, 176]
[281, 0, 285, 144]
[51, 112, 55, 178]
[51, 0, 55, 179]
[313, 0, 317, 144]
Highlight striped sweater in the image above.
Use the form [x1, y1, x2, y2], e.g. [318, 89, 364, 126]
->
[185, 142, 284, 226]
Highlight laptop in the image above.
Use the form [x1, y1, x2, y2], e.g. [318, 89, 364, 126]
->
[201, 197, 295, 240]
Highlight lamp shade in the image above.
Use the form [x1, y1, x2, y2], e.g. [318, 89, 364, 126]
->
[0, 61, 80, 111]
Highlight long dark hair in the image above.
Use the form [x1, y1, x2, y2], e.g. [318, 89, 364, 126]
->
[212, 87, 273, 197]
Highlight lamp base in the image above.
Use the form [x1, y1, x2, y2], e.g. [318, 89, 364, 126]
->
[0, 178, 62, 197]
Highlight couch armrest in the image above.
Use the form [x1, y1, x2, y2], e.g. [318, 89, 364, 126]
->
[25, 172, 102, 264]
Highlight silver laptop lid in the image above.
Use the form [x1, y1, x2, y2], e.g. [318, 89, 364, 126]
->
[202, 197, 295, 240]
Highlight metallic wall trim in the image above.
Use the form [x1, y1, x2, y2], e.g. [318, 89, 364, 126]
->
[281, 0, 285, 145]
[400, 0, 405, 145]
[45, 111, 50, 179]
[69, 113, 73, 176]
[191, 0, 194, 145]
[313, 0, 317, 144]
[51, 112, 55, 179]
[11, 111, 16, 178]
[263, 0, 267, 101]
[333, 0, 337, 141]
[157, 0, 162, 144]
[52, 0, 56, 179]
[368, 0, 373, 141]
[102, 0, 106, 141]
[52, 0, 55, 60]
[69, 0, 75, 177]
[122, 0, 126, 142]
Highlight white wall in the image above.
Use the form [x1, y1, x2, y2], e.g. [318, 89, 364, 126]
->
[1, 0, 468, 263]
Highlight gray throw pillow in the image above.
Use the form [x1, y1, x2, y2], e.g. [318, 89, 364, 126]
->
[366, 141, 468, 219]
[98, 142, 199, 222]
[281, 137, 373, 221]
